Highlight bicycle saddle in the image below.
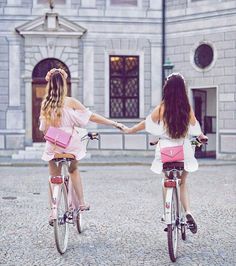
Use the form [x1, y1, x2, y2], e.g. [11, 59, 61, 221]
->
[53, 153, 75, 160]
[163, 162, 184, 170]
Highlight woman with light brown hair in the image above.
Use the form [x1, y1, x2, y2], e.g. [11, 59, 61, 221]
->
[123, 73, 207, 233]
[39, 68, 124, 223]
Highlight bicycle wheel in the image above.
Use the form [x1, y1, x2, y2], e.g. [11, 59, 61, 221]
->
[76, 211, 82, 233]
[167, 188, 179, 262]
[53, 184, 69, 254]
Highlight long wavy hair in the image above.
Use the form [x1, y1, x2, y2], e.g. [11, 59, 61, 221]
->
[40, 70, 67, 127]
[162, 73, 191, 139]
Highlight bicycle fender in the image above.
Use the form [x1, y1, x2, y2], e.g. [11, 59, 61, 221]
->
[165, 188, 173, 224]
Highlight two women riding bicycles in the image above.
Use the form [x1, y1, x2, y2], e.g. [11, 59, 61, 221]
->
[39, 69, 207, 258]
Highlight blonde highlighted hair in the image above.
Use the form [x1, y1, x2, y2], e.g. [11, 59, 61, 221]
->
[40, 69, 68, 127]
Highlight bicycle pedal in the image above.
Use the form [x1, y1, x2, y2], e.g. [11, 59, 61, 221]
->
[187, 224, 194, 229]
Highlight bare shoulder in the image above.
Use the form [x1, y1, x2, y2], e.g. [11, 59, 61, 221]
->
[64, 97, 85, 110]
[151, 103, 164, 122]
[189, 106, 197, 125]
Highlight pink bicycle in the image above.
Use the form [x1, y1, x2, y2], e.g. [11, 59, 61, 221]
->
[49, 132, 99, 254]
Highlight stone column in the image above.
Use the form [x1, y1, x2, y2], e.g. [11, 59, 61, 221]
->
[83, 39, 94, 108]
[23, 78, 32, 145]
[6, 36, 23, 130]
[150, 40, 162, 107]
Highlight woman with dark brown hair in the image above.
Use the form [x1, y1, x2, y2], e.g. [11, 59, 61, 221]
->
[123, 73, 207, 234]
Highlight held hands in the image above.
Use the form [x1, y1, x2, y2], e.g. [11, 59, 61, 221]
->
[113, 121, 133, 134]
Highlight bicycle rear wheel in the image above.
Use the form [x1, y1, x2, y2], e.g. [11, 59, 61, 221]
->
[54, 184, 69, 254]
[167, 188, 179, 262]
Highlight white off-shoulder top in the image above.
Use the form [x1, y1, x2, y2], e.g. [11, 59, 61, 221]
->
[145, 114, 202, 174]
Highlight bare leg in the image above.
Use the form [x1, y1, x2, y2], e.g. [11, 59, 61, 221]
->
[48, 161, 62, 205]
[48, 161, 62, 221]
[179, 170, 191, 214]
[68, 160, 89, 210]
[69, 169, 86, 206]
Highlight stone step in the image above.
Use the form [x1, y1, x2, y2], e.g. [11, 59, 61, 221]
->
[12, 150, 43, 160]
[25, 146, 45, 151]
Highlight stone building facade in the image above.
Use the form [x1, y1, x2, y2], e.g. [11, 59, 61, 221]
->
[0, 0, 235, 160]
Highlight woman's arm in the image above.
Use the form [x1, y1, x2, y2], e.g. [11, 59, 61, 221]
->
[151, 105, 161, 123]
[123, 104, 162, 134]
[123, 120, 145, 134]
[66, 97, 87, 110]
[189, 107, 197, 126]
[90, 113, 118, 127]
[67, 97, 125, 129]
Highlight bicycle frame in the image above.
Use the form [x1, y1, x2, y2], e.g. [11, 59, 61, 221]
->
[49, 160, 69, 220]
[47, 132, 99, 254]
[162, 171, 182, 225]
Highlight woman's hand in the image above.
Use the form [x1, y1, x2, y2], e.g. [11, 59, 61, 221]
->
[113, 121, 126, 131]
[197, 133, 208, 143]
[122, 127, 134, 134]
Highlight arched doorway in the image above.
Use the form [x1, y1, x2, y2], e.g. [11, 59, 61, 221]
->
[32, 58, 71, 142]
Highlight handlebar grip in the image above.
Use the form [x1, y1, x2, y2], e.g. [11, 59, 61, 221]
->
[149, 140, 159, 146]
[196, 137, 208, 144]
[88, 132, 99, 140]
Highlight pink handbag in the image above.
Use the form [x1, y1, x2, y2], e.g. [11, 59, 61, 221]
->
[160, 145, 184, 163]
[44, 126, 72, 148]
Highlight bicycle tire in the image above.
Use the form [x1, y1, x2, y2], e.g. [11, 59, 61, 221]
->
[76, 211, 82, 233]
[167, 188, 179, 262]
[54, 184, 69, 254]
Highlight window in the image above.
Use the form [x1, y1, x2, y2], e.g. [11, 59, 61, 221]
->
[109, 56, 139, 118]
[194, 44, 214, 69]
[110, 0, 138, 6]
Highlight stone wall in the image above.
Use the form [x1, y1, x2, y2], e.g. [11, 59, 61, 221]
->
[166, 0, 236, 158]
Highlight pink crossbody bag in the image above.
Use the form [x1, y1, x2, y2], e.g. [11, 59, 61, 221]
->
[160, 144, 184, 163]
[44, 126, 74, 149]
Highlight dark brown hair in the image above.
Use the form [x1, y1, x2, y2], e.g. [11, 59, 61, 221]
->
[162, 73, 190, 139]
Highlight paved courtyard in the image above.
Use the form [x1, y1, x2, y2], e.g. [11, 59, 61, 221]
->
[0, 163, 236, 266]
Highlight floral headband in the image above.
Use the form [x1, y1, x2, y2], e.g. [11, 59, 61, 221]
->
[167, 72, 185, 81]
[45, 68, 68, 81]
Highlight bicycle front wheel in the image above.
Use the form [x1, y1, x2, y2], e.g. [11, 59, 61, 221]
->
[54, 184, 69, 254]
[167, 187, 179, 262]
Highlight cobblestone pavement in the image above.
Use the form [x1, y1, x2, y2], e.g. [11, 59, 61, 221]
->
[0, 164, 236, 266]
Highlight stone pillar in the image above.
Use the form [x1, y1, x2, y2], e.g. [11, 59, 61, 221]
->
[6, 36, 23, 130]
[70, 77, 80, 99]
[83, 39, 94, 108]
[24, 78, 32, 145]
[150, 41, 162, 107]
[7, 37, 21, 107]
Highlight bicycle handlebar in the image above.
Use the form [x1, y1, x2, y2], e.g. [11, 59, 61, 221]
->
[149, 136, 208, 147]
[88, 132, 99, 140]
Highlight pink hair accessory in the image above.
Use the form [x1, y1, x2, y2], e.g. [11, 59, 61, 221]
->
[45, 68, 68, 81]
[167, 72, 185, 81]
